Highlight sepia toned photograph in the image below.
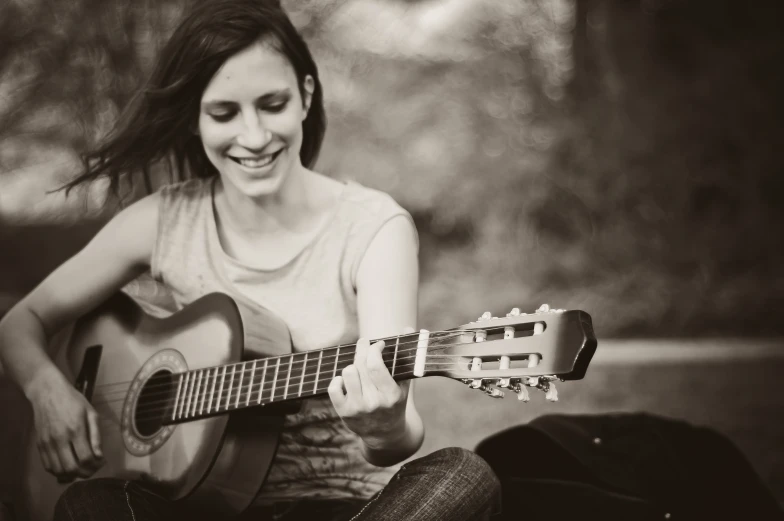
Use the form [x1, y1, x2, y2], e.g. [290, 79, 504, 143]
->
[1, 0, 782, 520]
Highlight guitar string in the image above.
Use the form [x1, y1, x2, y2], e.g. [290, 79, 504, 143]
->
[91, 342, 467, 402]
[90, 348, 541, 416]
[97, 360, 422, 421]
[90, 331, 480, 395]
[89, 330, 475, 391]
[98, 355, 547, 424]
[90, 350, 488, 409]
[90, 334, 520, 406]
[93, 364, 427, 427]
[91, 353, 422, 408]
[94, 360, 512, 424]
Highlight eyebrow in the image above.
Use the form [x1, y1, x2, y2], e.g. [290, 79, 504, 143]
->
[201, 88, 291, 109]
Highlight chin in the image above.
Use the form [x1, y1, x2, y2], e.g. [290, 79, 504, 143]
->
[230, 171, 287, 199]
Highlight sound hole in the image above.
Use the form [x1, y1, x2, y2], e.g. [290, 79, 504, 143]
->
[135, 370, 176, 438]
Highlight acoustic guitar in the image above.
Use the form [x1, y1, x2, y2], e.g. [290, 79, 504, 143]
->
[21, 291, 597, 521]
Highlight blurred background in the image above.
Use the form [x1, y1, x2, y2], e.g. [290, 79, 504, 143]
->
[1, 0, 783, 514]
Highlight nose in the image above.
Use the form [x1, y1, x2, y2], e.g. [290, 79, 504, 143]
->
[236, 112, 272, 150]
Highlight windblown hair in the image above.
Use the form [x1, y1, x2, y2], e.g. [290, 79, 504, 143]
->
[62, 0, 326, 200]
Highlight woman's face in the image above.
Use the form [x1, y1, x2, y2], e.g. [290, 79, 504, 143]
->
[198, 41, 313, 199]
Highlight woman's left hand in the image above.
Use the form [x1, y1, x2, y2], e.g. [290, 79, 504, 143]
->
[328, 338, 408, 449]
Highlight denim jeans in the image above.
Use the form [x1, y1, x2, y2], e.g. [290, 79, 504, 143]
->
[54, 447, 502, 521]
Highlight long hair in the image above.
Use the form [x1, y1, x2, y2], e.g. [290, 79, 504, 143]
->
[62, 0, 326, 200]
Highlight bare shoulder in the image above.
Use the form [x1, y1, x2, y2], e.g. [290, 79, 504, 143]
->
[23, 191, 163, 335]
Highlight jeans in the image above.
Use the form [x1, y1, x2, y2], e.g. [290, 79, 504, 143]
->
[54, 448, 502, 521]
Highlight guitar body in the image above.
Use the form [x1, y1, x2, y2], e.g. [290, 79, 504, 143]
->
[21, 291, 294, 521]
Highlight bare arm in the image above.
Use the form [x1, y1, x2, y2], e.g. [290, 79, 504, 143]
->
[0, 192, 160, 393]
[353, 215, 423, 466]
[0, 192, 159, 480]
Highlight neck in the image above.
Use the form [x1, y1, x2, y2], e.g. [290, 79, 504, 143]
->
[165, 331, 426, 424]
[217, 164, 318, 234]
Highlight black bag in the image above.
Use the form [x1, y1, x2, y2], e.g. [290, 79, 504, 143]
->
[475, 413, 783, 521]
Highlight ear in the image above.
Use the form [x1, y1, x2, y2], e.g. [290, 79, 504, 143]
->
[301, 75, 315, 120]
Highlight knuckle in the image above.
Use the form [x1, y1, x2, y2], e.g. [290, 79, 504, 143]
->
[390, 387, 404, 402]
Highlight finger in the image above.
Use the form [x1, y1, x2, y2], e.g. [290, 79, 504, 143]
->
[71, 435, 100, 474]
[341, 365, 363, 402]
[355, 341, 383, 399]
[54, 441, 80, 480]
[86, 409, 103, 459]
[366, 342, 399, 398]
[328, 376, 347, 410]
[353, 337, 370, 366]
[38, 441, 54, 474]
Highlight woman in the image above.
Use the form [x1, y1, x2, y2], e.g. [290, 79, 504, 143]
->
[0, 1, 500, 520]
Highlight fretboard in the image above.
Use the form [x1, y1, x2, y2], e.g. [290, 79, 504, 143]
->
[167, 332, 426, 424]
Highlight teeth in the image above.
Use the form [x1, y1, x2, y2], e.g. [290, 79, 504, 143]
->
[235, 153, 277, 168]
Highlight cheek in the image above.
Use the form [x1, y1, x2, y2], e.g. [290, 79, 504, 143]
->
[198, 121, 232, 155]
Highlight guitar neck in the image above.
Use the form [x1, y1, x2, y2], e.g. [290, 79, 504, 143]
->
[167, 331, 427, 424]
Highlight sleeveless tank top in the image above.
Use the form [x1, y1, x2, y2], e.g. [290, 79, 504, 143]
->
[131, 176, 416, 502]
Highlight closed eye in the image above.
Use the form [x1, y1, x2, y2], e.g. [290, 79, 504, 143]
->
[209, 111, 236, 123]
[265, 100, 288, 113]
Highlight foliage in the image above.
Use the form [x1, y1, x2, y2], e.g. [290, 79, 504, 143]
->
[1, 0, 782, 337]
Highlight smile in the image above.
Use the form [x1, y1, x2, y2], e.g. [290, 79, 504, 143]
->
[229, 150, 283, 169]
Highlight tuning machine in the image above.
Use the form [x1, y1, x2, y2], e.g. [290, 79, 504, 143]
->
[461, 378, 505, 398]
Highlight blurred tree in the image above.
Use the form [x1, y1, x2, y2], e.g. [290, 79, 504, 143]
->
[1, 0, 782, 337]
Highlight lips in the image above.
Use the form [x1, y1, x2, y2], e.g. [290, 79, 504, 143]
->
[229, 149, 283, 169]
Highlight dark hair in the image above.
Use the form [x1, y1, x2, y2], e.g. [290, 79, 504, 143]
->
[63, 0, 326, 199]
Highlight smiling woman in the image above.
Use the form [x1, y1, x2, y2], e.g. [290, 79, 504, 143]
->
[198, 41, 314, 201]
[0, 1, 501, 521]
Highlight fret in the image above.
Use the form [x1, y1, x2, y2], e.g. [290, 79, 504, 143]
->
[207, 367, 218, 413]
[235, 362, 246, 409]
[183, 371, 194, 418]
[201, 370, 210, 413]
[258, 359, 268, 404]
[191, 371, 200, 417]
[298, 352, 308, 396]
[216, 366, 226, 413]
[173, 374, 184, 421]
[226, 365, 236, 410]
[202, 371, 211, 415]
[247, 360, 256, 406]
[333, 346, 340, 380]
[197, 370, 207, 415]
[192, 371, 203, 417]
[391, 335, 400, 376]
[201, 370, 210, 414]
[314, 350, 323, 394]
[271, 357, 281, 402]
[283, 355, 293, 400]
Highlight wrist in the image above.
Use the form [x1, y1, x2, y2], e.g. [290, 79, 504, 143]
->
[22, 365, 63, 402]
[360, 421, 409, 452]
[360, 416, 424, 467]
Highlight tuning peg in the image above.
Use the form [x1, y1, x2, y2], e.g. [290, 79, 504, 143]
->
[511, 382, 530, 402]
[506, 308, 521, 317]
[478, 311, 492, 321]
[485, 387, 505, 398]
[536, 304, 550, 313]
[537, 380, 559, 402]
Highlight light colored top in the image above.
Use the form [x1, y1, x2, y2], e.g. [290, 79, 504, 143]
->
[126, 177, 415, 501]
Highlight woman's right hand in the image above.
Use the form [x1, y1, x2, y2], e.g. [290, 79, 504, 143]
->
[25, 367, 104, 482]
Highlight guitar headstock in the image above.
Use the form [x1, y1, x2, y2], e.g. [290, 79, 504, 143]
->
[419, 304, 597, 402]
